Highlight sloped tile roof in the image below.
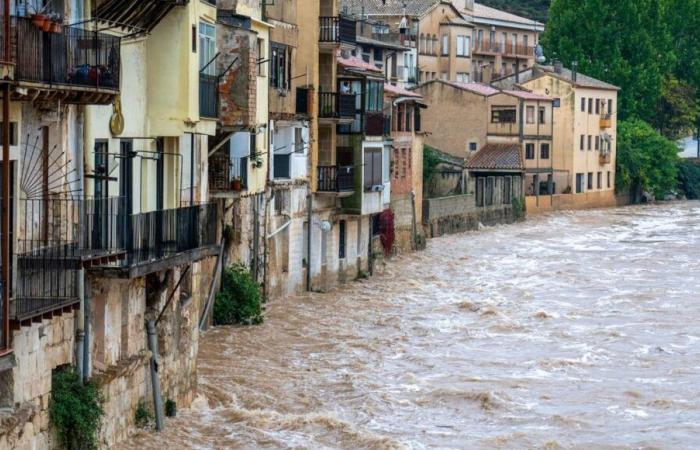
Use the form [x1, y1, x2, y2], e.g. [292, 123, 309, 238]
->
[466, 143, 523, 170]
[338, 54, 384, 73]
[442, 80, 500, 96]
[472, 2, 544, 27]
[384, 83, 422, 98]
[502, 89, 552, 101]
[495, 66, 621, 91]
[341, 0, 441, 16]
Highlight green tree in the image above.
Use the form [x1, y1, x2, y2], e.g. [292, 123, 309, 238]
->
[616, 119, 680, 199]
[653, 76, 699, 140]
[542, 0, 672, 122]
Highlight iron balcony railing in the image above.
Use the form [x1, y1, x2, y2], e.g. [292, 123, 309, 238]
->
[11, 16, 121, 90]
[319, 92, 356, 119]
[319, 16, 356, 44]
[209, 153, 248, 191]
[273, 153, 291, 179]
[364, 112, 385, 136]
[11, 197, 125, 321]
[120, 203, 218, 267]
[317, 165, 355, 193]
[199, 73, 219, 118]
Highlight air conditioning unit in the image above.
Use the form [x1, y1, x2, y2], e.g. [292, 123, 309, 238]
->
[371, 184, 384, 192]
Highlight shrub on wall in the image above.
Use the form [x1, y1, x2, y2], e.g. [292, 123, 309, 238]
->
[512, 196, 526, 221]
[213, 263, 263, 326]
[49, 367, 104, 450]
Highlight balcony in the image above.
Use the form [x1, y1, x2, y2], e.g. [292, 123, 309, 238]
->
[209, 153, 248, 193]
[199, 73, 219, 118]
[318, 92, 356, 120]
[317, 165, 355, 194]
[93, 203, 219, 278]
[11, 197, 125, 322]
[600, 151, 612, 165]
[600, 114, 612, 129]
[319, 16, 356, 46]
[472, 41, 502, 55]
[503, 43, 535, 58]
[7, 16, 121, 104]
[364, 112, 385, 136]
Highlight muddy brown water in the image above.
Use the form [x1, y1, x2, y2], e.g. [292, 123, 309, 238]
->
[118, 202, 700, 449]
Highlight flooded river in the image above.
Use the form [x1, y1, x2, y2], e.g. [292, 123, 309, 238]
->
[119, 202, 700, 449]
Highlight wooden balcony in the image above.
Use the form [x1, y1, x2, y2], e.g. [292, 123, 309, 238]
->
[319, 16, 356, 51]
[600, 114, 612, 129]
[600, 151, 612, 165]
[317, 165, 355, 195]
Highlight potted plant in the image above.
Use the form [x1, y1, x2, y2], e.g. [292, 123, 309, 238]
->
[231, 177, 242, 191]
[28, 1, 53, 30]
[49, 14, 62, 33]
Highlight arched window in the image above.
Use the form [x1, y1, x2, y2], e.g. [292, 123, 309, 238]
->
[432, 35, 438, 55]
[419, 33, 425, 53]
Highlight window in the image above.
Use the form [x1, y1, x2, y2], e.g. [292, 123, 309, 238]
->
[597, 172, 602, 189]
[477, 29, 484, 45]
[199, 22, 216, 75]
[595, 135, 600, 150]
[456, 35, 470, 56]
[525, 143, 535, 160]
[587, 172, 593, 190]
[607, 171, 611, 188]
[456, 72, 470, 83]
[491, 107, 517, 123]
[580, 135, 585, 151]
[257, 38, 265, 76]
[485, 177, 494, 206]
[270, 43, 291, 90]
[538, 107, 546, 124]
[576, 173, 584, 193]
[503, 176, 512, 204]
[339, 220, 346, 259]
[595, 99, 600, 114]
[581, 97, 586, 112]
[588, 98, 593, 113]
[608, 99, 613, 114]
[294, 128, 304, 153]
[441, 72, 448, 80]
[489, 30, 496, 46]
[364, 147, 383, 190]
[365, 80, 383, 112]
[523, 35, 529, 49]
[0, 122, 17, 146]
[476, 178, 485, 206]
[526, 106, 535, 124]
[540, 143, 550, 159]
[588, 135, 592, 150]
[469, 142, 478, 152]
[441, 34, 449, 55]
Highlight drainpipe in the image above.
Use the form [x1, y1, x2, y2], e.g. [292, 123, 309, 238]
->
[146, 320, 164, 431]
[76, 107, 85, 381]
[1, 0, 9, 352]
[305, 193, 312, 291]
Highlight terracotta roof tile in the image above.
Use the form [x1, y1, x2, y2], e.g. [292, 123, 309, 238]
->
[338, 54, 384, 73]
[384, 83, 422, 98]
[466, 143, 523, 170]
[472, 2, 544, 27]
[442, 80, 500, 96]
[502, 89, 552, 101]
[341, 0, 441, 17]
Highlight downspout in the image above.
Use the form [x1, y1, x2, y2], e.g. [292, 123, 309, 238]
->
[76, 107, 85, 381]
[146, 320, 164, 431]
[1, 0, 10, 353]
[305, 193, 312, 291]
[81, 107, 91, 380]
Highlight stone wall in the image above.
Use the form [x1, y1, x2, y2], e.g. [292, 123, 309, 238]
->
[525, 190, 623, 214]
[0, 312, 76, 450]
[423, 194, 518, 238]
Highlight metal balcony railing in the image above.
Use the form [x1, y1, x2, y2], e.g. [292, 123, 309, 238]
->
[319, 16, 356, 44]
[199, 73, 219, 118]
[364, 112, 385, 136]
[209, 153, 248, 191]
[11, 16, 121, 90]
[319, 92, 356, 119]
[317, 165, 355, 192]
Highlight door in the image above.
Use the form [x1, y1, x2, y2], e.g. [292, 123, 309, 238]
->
[93, 140, 109, 250]
[119, 140, 134, 251]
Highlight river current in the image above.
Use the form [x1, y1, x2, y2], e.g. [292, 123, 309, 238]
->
[118, 202, 700, 449]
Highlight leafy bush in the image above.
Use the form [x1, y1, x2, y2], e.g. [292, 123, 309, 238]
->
[165, 398, 177, 418]
[616, 119, 680, 199]
[134, 401, 153, 428]
[213, 263, 263, 325]
[49, 368, 104, 450]
[423, 145, 442, 186]
[678, 159, 700, 199]
[511, 196, 526, 221]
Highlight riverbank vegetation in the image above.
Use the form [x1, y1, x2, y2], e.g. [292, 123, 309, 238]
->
[543, 0, 700, 200]
[49, 368, 104, 450]
[213, 263, 263, 326]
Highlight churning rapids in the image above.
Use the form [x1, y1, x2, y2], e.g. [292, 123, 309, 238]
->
[118, 202, 700, 449]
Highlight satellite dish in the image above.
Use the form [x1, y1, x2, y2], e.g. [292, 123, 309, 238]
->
[534, 44, 546, 64]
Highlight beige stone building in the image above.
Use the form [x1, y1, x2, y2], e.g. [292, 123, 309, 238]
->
[342, 0, 543, 84]
[494, 64, 620, 205]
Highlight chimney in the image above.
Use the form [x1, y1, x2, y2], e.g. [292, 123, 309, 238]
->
[571, 61, 578, 82]
[553, 60, 563, 74]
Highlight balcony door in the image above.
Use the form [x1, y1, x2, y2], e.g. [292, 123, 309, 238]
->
[93, 140, 109, 251]
[119, 140, 133, 250]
